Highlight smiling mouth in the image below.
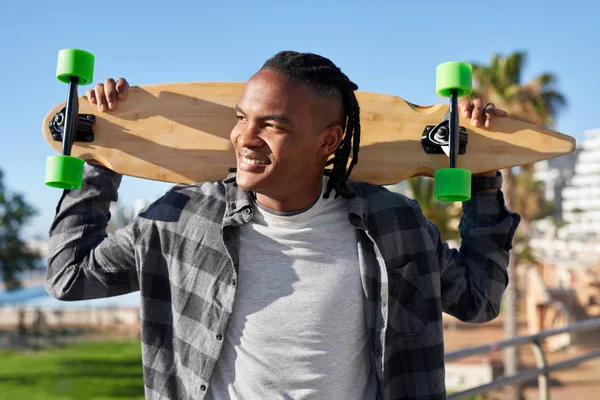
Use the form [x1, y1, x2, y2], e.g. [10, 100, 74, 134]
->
[240, 156, 271, 165]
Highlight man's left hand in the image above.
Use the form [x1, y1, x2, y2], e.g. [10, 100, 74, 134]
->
[459, 98, 509, 178]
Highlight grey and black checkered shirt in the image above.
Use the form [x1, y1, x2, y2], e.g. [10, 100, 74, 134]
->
[46, 164, 520, 399]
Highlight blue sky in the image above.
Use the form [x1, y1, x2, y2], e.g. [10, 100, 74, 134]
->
[1, 0, 597, 238]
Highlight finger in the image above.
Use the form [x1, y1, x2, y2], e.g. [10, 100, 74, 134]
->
[484, 110, 494, 128]
[95, 83, 107, 112]
[484, 103, 510, 128]
[104, 78, 117, 110]
[494, 108, 510, 118]
[116, 78, 129, 101]
[86, 89, 97, 105]
[471, 98, 483, 127]
[459, 99, 473, 118]
[483, 103, 497, 128]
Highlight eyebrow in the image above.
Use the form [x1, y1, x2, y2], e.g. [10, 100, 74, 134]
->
[235, 104, 295, 127]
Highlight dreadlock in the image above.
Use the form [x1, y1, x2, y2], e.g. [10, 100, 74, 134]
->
[260, 51, 361, 199]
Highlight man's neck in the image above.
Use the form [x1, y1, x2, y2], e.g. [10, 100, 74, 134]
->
[254, 178, 324, 213]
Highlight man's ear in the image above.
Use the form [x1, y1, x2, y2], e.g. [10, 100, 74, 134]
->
[321, 124, 344, 156]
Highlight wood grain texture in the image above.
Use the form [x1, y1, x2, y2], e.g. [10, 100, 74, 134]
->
[43, 82, 576, 186]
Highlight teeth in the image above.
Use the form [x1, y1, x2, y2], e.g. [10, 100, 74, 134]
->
[242, 157, 269, 165]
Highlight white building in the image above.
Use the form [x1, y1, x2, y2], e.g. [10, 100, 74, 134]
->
[561, 129, 600, 240]
[533, 146, 580, 219]
[531, 129, 600, 271]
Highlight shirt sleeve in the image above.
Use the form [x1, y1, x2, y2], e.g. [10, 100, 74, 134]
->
[428, 189, 521, 322]
[45, 163, 144, 301]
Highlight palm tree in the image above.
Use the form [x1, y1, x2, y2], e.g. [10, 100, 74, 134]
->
[471, 51, 566, 399]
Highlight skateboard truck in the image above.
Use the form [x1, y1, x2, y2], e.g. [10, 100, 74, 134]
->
[56, 76, 84, 158]
[433, 61, 473, 202]
[421, 121, 468, 155]
[49, 107, 95, 143]
[45, 49, 95, 189]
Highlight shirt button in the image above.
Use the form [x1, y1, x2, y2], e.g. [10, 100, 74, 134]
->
[231, 279, 236, 287]
[244, 208, 251, 215]
[216, 334, 223, 341]
[231, 204, 236, 210]
[201, 384, 206, 391]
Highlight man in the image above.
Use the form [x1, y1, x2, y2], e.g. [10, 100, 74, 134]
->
[46, 51, 520, 399]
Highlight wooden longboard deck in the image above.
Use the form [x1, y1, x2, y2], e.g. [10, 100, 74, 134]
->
[43, 82, 576, 186]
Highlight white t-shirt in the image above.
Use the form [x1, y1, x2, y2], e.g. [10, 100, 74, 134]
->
[206, 177, 377, 399]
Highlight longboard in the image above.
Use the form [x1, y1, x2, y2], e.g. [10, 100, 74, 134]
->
[43, 82, 576, 186]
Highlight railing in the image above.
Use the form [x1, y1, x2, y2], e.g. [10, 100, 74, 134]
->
[444, 317, 600, 400]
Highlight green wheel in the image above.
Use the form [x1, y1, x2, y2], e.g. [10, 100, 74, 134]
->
[45, 155, 85, 189]
[436, 61, 472, 98]
[434, 168, 472, 202]
[56, 49, 95, 85]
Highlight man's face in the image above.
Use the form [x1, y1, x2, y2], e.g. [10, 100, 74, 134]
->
[231, 70, 341, 203]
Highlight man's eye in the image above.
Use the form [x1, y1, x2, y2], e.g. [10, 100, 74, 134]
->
[266, 123, 284, 131]
[236, 115, 247, 121]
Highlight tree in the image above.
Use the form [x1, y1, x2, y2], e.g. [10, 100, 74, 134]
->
[0, 169, 40, 290]
[471, 51, 566, 399]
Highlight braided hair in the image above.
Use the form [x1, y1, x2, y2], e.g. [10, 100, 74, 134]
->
[260, 51, 361, 199]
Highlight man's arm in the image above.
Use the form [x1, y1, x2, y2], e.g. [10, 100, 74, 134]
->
[430, 99, 520, 322]
[45, 163, 143, 301]
[428, 188, 520, 322]
[46, 77, 138, 300]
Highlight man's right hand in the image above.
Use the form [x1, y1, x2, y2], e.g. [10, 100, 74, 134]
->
[84, 78, 129, 168]
[85, 78, 129, 112]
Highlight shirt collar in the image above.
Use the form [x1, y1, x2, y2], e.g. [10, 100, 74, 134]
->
[222, 172, 370, 227]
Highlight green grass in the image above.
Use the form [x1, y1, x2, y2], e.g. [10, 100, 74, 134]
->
[0, 340, 145, 400]
[0, 340, 489, 399]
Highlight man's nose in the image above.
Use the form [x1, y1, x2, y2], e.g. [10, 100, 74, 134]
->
[237, 122, 264, 147]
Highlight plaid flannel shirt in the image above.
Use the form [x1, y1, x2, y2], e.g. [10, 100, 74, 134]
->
[46, 164, 520, 399]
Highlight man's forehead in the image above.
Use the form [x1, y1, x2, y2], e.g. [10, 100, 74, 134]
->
[237, 70, 311, 111]
[247, 69, 296, 88]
